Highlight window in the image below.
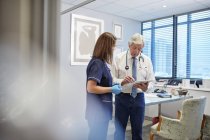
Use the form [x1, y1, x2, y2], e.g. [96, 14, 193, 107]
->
[177, 10, 210, 79]
[142, 9, 210, 79]
[177, 23, 187, 78]
[142, 22, 151, 58]
[142, 17, 173, 78]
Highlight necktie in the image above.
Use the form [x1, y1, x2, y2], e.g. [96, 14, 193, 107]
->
[132, 57, 137, 97]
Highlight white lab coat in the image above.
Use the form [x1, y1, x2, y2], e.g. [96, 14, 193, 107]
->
[112, 50, 156, 93]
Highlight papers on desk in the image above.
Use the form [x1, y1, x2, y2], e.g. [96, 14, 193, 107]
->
[145, 93, 172, 98]
[156, 93, 172, 98]
[145, 93, 158, 98]
[122, 80, 153, 90]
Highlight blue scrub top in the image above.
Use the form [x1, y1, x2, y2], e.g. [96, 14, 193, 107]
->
[85, 58, 113, 121]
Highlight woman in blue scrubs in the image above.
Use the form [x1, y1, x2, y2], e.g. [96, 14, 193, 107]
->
[86, 32, 122, 140]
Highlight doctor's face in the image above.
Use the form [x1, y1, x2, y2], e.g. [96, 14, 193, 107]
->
[129, 43, 144, 57]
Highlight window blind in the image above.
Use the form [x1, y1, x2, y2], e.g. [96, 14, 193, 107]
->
[142, 9, 210, 79]
[177, 10, 210, 78]
[142, 17, 173, 77]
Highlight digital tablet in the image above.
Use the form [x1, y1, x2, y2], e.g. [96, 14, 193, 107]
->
[133, 80, 153, 84]
[122, 80, 153, 90]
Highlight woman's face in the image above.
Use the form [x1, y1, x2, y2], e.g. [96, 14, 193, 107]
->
[129, 43, 144, 57]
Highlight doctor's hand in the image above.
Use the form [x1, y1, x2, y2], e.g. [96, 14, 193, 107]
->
[111, 84, 122, 95]
[121, 76, 135, 86]
[134, 82, 149, 92]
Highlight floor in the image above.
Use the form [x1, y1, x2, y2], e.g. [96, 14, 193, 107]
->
[107, 119, 167, 140]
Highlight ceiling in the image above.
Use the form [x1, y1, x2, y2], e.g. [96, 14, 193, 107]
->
[61, 0, 210, 21]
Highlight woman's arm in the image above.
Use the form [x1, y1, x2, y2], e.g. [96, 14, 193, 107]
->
[87, 80, 112, 94]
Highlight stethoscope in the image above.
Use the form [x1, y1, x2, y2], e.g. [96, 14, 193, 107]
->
[125, 49, 145, 70]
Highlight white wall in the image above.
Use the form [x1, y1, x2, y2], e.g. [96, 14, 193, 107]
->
[59, 3, 141, 139]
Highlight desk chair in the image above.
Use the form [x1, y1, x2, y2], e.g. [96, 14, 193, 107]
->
[201, 114, 210, 140]
[150, 96, 206, 140]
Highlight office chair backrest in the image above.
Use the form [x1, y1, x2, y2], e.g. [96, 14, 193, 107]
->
[180, 96, 206, 139]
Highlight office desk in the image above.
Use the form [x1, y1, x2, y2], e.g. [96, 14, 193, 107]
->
[145, 94, 193, 116]
[155, 84, 210, 116]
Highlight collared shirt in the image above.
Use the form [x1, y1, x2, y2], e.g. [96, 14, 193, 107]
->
[112, 50, 156, 93]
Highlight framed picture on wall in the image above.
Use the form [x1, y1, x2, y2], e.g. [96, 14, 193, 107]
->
[113, 23, 123, 40]
[71, 14, 104, 65]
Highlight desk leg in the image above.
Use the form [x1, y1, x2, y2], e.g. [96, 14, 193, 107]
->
[152, 104, 161, 125]
[158, 104, 161, 116]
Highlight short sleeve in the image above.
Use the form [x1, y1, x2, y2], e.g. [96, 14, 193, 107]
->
[87, 59, 103, 84]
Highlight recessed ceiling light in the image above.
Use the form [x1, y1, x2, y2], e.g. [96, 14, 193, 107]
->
[163, 5, 167, 8]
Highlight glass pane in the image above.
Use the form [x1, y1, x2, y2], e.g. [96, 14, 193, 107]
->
[191, 10, 210, 21]
[142, 30, 151, 58]
[191, 20, 210, 78]
[154, 26, 173, 77]
[177, 24, 187, 78]
[178, 15, 187, 23]
[155, 17, 173, 27]
[143, 22, 151, 29]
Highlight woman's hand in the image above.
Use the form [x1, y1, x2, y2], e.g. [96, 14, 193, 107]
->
[111, 84, 122, 95]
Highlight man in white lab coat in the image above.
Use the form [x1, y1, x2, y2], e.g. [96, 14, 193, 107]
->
[112, 33, 155, 140]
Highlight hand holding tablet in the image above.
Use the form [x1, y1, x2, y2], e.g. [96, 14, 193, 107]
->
[122, 80, 153, 90]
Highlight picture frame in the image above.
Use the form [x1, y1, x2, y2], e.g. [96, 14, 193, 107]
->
[113, 23, 123, 40]
[71, 14, 104, 65]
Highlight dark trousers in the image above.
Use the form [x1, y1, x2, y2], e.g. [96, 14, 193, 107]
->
[114, 93, 145, 140]
[87, 119, 109, 140]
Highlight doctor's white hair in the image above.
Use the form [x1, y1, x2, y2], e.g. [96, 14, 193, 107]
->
[128, 33, 144, 45]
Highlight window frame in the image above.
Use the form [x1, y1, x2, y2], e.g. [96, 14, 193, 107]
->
[141, 8, 210, 81]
